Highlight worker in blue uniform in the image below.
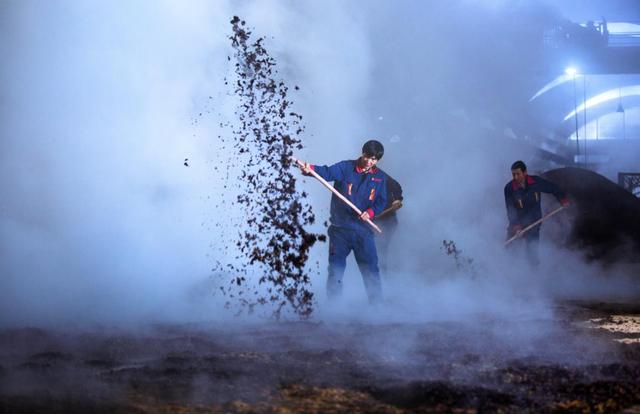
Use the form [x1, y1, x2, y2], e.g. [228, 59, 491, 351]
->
[297, 140, 388, 303]
[504, 160, 569, 265]
[375, 172, 403, 276]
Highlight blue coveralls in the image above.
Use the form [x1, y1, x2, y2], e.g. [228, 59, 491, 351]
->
[504, 174, 566, 264]
[375, 171, 403, 275]
[311, 160, 387, 303]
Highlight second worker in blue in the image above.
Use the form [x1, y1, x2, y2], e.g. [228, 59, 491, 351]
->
[504, 160, 569, 265]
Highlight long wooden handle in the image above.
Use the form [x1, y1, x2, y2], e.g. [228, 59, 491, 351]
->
[504, 205, 566, 246]
[376, 201, 403, 220]
[292, 157, 382, 234]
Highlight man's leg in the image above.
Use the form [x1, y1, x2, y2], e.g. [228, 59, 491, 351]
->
[375, 220, 397, 276]
[525, 230, 540, 267]
[327, 226, 352, 300]
[354, 232, 383, 304]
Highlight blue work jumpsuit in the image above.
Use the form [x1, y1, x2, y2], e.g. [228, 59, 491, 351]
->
[504, 174, 567, 264]
[311, 160, 387, 302]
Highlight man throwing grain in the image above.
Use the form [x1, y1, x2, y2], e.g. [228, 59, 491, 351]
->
[297, 140, 388, 303]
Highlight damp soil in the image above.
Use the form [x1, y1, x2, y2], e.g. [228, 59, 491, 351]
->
[2, 302, 640, 413]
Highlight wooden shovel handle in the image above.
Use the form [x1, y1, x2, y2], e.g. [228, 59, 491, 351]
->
[292, 157, 382, 234]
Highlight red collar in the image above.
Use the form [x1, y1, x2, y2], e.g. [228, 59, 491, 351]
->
[511, 175, 535, 190]
[355, 164, 378, 174]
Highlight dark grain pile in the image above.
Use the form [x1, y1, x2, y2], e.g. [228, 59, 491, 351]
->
[542, 167, 640, 263]
[215, 17, 325, 319]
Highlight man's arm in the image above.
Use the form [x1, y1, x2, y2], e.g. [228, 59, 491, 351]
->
[504, 185, 520, 229]
[537, 176, 570, 206]
[297, 160, 346, 182]
[387, 176, 403, 202]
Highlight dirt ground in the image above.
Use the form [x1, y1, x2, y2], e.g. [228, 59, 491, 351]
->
[1, 301, 640, 413]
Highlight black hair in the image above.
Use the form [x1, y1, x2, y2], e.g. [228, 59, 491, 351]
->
[362, 140, 384, 160]
[511, 160, 527, 172]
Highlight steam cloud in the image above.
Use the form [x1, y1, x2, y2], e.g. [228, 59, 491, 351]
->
[1, 0, 639, 328]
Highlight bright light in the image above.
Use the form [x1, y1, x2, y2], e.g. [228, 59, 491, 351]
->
[565, 67, 577, 76]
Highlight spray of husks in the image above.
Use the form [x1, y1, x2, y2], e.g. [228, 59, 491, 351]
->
[214, 16, 325, 319]
[442, 240, 479, 278]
